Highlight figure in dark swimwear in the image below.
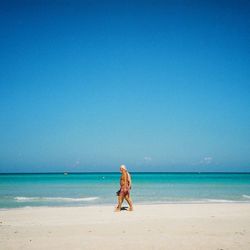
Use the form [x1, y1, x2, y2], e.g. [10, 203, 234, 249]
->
[115, 165, 133, 212]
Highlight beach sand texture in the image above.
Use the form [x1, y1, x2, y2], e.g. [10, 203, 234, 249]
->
[1, 203, 250, 250]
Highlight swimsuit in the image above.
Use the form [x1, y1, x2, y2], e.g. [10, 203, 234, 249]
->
[120, 186, 129, 196]
[117, 172, 130, 196]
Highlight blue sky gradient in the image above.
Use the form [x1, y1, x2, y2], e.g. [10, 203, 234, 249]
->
[0, 0, 250, 172]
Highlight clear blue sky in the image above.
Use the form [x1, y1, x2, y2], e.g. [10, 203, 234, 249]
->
[0, 0, 249, 172]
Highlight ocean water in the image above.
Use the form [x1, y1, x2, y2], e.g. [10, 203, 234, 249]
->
[0, 172, 250, 208]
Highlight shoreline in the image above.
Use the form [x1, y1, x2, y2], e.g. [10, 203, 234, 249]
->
[1, 203, 250, 249]
[1, 199, 250, 211]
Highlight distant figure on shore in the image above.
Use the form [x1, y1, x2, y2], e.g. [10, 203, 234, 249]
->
[115, 165, 133, 212]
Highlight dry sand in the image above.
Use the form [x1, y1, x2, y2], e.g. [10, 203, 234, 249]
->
[1, 203, 250, 250]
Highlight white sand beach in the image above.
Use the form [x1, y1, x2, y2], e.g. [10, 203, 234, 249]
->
[1, 203, 250, 250]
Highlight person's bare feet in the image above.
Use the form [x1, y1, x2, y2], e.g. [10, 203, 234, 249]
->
[128, 207, 133, 211]
[114, 207, 121, 212]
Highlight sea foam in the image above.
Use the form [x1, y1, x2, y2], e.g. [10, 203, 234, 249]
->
[201, 199, 235, 203]
[242, 194, 250, 199]
[14, 196, 99, 202]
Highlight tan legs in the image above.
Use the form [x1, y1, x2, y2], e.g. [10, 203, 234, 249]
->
[115, 195, 124, 212]
[125, 194, 133, 211]
[115, 194, 133, 212]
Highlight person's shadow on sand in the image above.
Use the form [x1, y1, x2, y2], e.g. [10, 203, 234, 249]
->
[121, 206, 129, 211]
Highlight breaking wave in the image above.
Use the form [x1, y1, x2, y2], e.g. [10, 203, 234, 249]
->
[14, 196, 99, 202]
[200, 199, 235, 203]
[242, 194, 250, 199]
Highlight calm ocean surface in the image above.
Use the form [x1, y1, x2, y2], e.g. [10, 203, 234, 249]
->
[0, 172, 250, 208]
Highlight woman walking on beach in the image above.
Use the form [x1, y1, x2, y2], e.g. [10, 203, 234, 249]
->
[115, 165, 133, 212]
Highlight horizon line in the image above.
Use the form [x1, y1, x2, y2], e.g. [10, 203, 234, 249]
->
[0, 171, 250, 174]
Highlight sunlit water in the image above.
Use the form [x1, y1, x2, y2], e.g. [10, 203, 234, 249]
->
[0, 172, 250, 208]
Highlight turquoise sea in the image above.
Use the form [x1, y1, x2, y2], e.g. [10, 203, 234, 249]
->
[0, 172, 250, 208]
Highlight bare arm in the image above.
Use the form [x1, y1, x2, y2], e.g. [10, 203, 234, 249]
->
[128, 172, 132, 189]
